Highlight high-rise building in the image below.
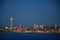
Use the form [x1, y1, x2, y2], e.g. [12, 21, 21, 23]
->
[54, 23, 57, 29]
[10, 17, 13, 31]
[39, 24, 44, 29]
[34, 24, 38, 29]
[20, 24, 22, 28]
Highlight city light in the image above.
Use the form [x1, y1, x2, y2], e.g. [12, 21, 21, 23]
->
[0, 18, 60, 33]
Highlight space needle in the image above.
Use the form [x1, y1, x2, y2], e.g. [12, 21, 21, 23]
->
[10, 17, 13, 31]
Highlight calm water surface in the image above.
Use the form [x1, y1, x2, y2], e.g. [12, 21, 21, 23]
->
[0, 32, 60, 40]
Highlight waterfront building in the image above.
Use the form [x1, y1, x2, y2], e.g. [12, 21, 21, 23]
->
[13, 27, 17, 32]
[39, 24, 44, 30]
[54, 23, 57, 29]
[58, 28, 60, 33]
[16, 28, 24, 32]
[5, 26, 8, 29]
[19, 24, 22, 28]
[33, 24, 38, 30]
[4, 26, 10, 32]
[25, 26, 30, 30]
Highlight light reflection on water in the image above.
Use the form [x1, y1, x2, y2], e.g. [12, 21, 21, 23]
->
[0, 32, 60, 40]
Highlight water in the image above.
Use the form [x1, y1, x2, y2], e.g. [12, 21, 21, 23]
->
[0, 32, 60, 40]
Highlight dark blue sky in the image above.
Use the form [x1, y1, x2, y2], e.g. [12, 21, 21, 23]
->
[0, 0, 60, 27]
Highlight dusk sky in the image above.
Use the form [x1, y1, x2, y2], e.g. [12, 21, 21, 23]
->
[0, 0, 60, 27]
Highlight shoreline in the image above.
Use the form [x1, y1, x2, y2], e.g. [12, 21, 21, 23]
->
[0, 31, 60, 34]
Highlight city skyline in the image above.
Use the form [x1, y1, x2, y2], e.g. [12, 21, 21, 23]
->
[0, 18, 60, 33]
[0, 17, 59, 28]
[0, 0, 60, 27]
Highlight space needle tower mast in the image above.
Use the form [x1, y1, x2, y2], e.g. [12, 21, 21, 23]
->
[10, 17, 13, 32]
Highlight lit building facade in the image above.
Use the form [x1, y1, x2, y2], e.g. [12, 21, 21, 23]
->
[39, 24, 44, 29]
[34, 24, 38, 30]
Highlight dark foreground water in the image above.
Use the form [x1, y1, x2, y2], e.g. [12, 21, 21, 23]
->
[0, 32, 60, 40]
